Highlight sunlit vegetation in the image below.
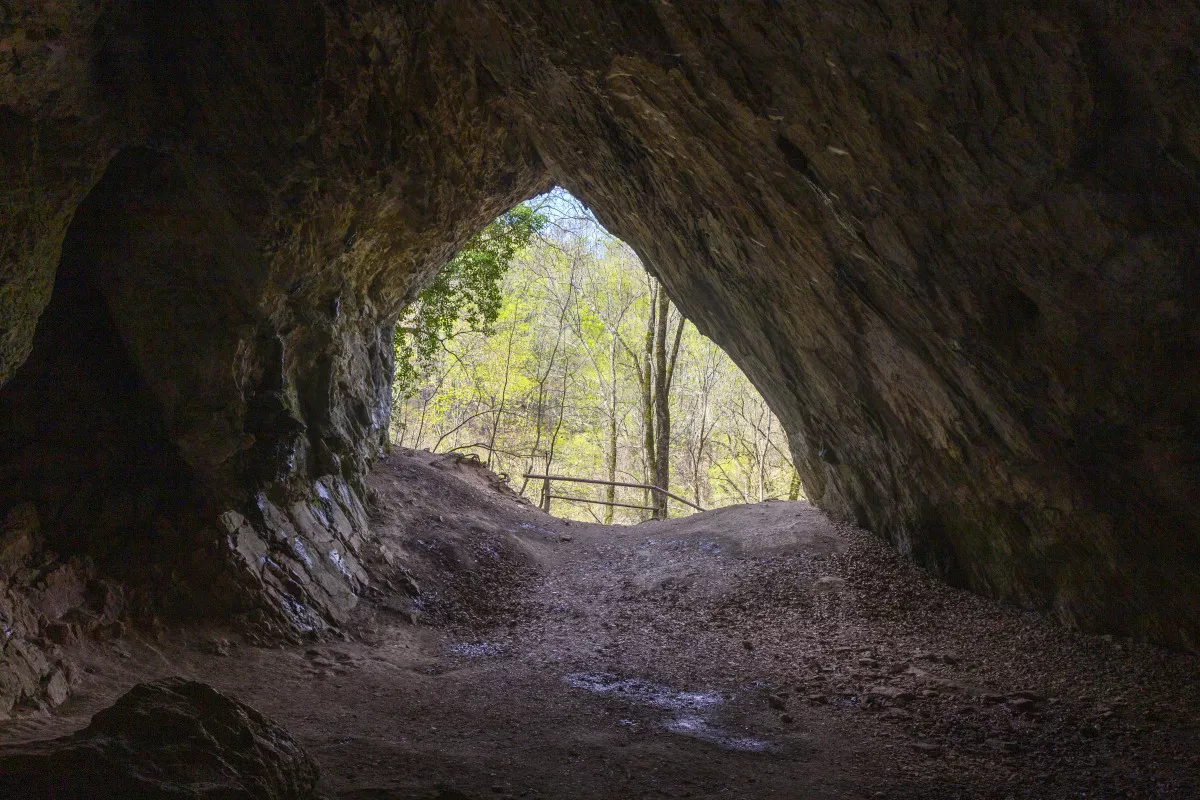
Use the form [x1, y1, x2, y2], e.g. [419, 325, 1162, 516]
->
[391, 190, 801, 522]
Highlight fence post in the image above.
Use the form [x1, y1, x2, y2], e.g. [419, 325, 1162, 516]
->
[542, 474, 551, 512]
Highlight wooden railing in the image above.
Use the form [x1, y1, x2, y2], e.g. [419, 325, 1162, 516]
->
[520, 473, 706, 514]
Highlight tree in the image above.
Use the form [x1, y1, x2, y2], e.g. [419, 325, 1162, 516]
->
[568, 241, 639, 522]
[618, 275, 685, 519]
[393, 204, 545, 394]
[651, 283, 686, 518]
[677, 338, 724, 507]
[389, 189, 802, 522]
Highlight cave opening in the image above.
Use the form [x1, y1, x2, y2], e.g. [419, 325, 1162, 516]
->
[1, 2, 1199, 795]
[391, 188, 802, 523]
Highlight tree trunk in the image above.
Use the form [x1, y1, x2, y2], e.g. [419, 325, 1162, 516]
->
[641, 283, 657, 515]
[758, 413, 771, 502]
[652, 287, 670, 519]
[693, 390, 708, 507]
[605, 338, 618, 524]
[543, 365, 570, 515]
[487, 296, 521, 470]
[788, 467, 802, 501]
[519, 268, 574, 497]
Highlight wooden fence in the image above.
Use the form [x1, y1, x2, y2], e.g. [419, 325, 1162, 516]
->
[520, 473, 706, 515]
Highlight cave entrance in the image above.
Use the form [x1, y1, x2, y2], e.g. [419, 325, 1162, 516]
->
[390, 189, 803, 523]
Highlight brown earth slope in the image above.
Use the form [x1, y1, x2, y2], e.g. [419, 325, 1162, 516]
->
[2, 449, 1197, 799]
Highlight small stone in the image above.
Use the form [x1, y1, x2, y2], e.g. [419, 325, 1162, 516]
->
[767, 693, 787, 710]
[867, 685, 915, 703]
[44, 669, 69, 707]
[1007, 690, 1044, 703]
[199, 638, 232, 657]
[910, 742, 943, 757]
[812, 576, 846, 593]
[742, 640, 754, 651]
[1006, 697, 1039, 713]
[806, 694, 828, 704]
[44, 621, 77, 646]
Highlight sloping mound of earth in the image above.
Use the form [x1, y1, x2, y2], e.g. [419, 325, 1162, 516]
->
[2, 448, 1197, 798]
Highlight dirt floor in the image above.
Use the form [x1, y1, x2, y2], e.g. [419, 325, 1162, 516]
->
[3, 449, 1199, 799]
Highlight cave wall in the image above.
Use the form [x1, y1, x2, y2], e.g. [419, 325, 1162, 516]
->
[467, 1, 1200, 645]
[1, 0, 549, 640]
[0, 0, 1197, 654]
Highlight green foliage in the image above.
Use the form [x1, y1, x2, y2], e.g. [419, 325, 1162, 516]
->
[390, 191, 803, 522]
[394, 203, 546, 395]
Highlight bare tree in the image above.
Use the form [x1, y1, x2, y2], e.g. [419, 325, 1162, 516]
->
[617, 276, 685, 519]
[570, 260, 637, 523]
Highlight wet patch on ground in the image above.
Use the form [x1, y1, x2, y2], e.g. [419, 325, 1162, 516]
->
[564, 672, 776, 753]
[445, 640, 507, 659]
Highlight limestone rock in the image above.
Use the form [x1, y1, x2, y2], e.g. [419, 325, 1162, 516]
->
[0, 677, 320, 799]
[44, 667, 69, 707]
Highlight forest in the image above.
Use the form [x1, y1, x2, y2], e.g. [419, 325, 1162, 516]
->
[390, 191, 802, 522]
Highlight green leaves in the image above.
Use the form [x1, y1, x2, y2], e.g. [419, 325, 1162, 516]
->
[394, 203, 546, 395]
[389, 191, 801, 519]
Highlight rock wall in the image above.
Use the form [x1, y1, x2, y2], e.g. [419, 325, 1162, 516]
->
[1, 1, 547, 643]
[0, 0, 1196, 659]
[1, 502, 127, 717]
[471, 1, 1200, 645]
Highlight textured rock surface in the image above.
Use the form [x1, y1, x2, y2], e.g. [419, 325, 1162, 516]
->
[473, 1, 1200, 648]
[0, 1, 546, 636]
[0, 501, 111, 719]
[0, 677, 319, 799]
[0, 1, 1197, 653]
[0, 503, 125, 716]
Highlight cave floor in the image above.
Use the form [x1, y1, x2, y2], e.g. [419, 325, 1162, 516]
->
[3, 450, 1198, 798]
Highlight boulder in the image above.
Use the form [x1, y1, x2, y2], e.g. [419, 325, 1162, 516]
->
[0, 677, 319, 799]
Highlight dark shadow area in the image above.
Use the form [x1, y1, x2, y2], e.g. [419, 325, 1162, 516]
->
[0, 165, 197, 581]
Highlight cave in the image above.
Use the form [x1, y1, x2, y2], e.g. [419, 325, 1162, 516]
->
[1, 2, 1198, 797]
